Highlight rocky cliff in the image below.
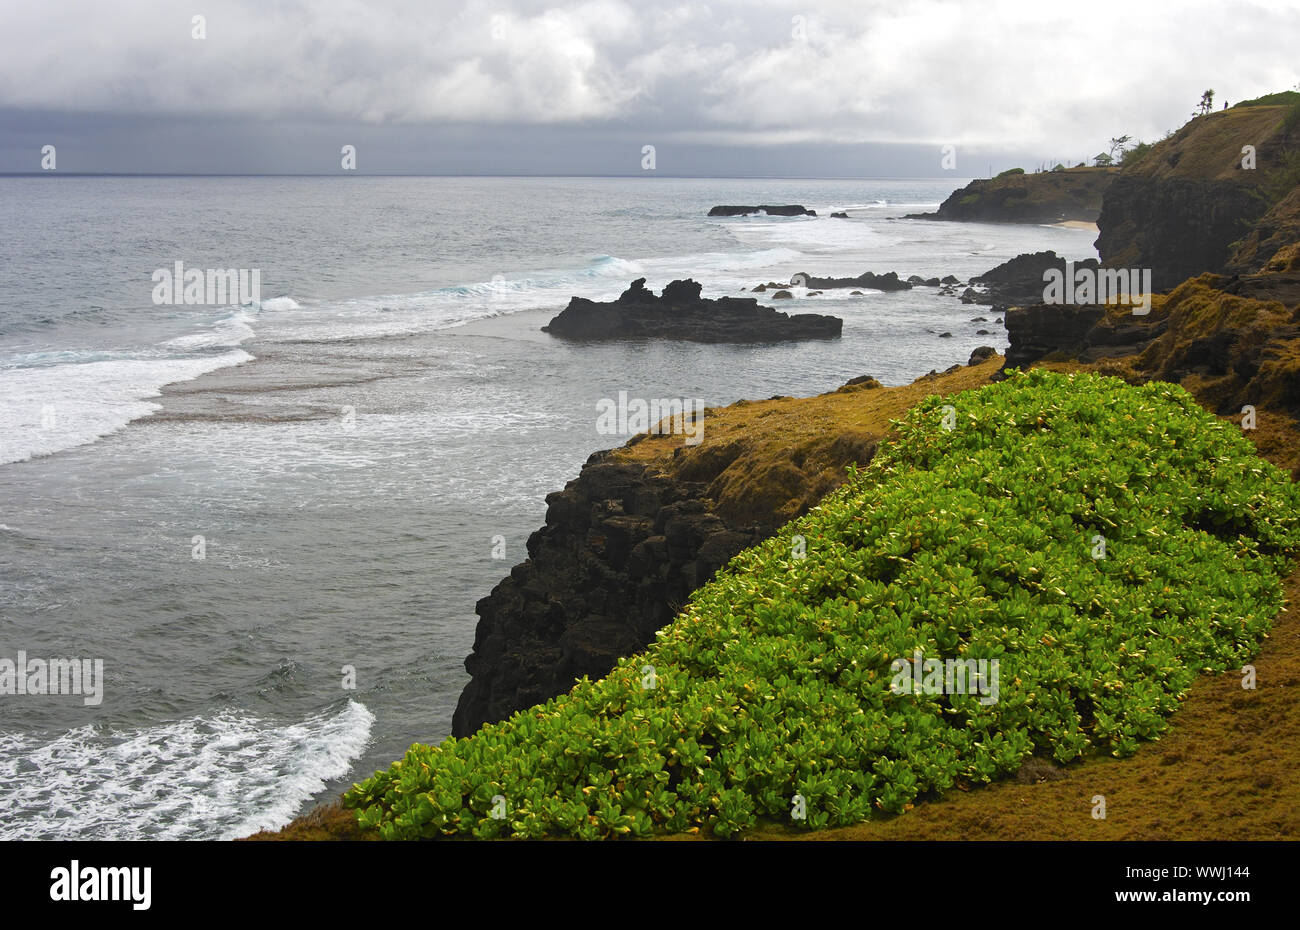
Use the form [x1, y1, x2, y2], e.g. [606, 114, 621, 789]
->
[1095, 102, 1300, 289]
[1228, 186, 1300, 275]
[451, 455, 768, 736]
[908, 166, 1116, 223]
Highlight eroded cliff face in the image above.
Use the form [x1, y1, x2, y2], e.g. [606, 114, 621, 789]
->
[1096, 176, 1268, 290]
[1095, 104, 1298, 289]
[451, 456, 769, 737]
[1229, 187, 1300, 274]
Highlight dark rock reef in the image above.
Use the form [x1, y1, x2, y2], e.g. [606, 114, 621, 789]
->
[542, 278, 842, 342]
[792, 270, 913, 291]
[708, 204, 817, 217]
[753, 271, 936, 292]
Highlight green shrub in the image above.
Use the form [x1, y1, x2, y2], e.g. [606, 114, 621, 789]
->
[1264, 148, 1300, 202]
[996, 167, 1026, 178]
[1282, 99, 1300, 138]
[1233, 91, 1300, 109]
[1120, 141, 1153, 168]
[344, 370, 1300, 840]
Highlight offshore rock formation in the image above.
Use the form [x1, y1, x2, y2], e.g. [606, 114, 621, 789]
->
[973, 250, 1101, 312]
[791, 270, 913, 291]
[708, 204, 816, 216]
[752, 271, 939, 292]
[541, 278, 842, 342]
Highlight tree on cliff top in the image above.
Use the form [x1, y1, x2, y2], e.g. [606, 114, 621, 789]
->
[1196, 89, 1215, 116]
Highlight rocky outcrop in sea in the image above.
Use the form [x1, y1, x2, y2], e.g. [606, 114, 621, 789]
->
[542, 278, 842, 342]
[708, 204, 816, 216]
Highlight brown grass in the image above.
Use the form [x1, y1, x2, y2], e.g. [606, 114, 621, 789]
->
[1130, 106, 1293, 182]
[241, 800, 376, 842]
[611, 361, 1002, 528]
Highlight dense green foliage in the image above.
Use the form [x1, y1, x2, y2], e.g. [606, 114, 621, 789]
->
[1120, 140, 1154, 168]
[1283, 100, 1300, 136]
[344, 370, 1300, 839]
[996, 167, 1026, 177]
[1233, 90, 1300, 110]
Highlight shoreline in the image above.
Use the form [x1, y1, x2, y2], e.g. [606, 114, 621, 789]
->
[1049, 220, 1099, 231]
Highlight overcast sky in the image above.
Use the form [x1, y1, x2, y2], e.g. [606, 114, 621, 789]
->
[1, 0, 1296, 176]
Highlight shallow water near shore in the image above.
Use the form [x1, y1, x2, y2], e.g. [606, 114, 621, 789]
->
[0, 176, 1098, 838]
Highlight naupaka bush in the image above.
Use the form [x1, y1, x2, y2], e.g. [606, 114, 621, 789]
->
[344, 369, 1300, 839]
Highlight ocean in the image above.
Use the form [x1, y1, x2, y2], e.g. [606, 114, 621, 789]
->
[0, 175, 1098, 838]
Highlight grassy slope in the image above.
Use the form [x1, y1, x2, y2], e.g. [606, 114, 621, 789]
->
[1124, 105, 1292, 182]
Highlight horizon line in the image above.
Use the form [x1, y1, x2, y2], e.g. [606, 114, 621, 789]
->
[0, 172, 975, 181]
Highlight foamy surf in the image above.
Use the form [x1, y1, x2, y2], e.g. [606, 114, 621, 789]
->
[250, 251, 822, 344]
[248, 256, 655, 342]
[0, 348, 253, 465]
[257, 296, 302, 312]
[162, 307, 259, 350]
[0, 700, 375, 840]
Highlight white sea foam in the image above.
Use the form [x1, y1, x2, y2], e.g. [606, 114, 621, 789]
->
[257, 296, 302, 312]
[648, 247, 803, 273]
[252, 256, 656, 342]
[0, 700, 374, 840]
[0, 349, 253, 465]
[244, 251, 823, 344]
[728, 216, 891, 252]
[161, 308, 258, 349]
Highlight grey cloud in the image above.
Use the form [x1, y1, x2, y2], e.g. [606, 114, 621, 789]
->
[1, 0, 1296, 175]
